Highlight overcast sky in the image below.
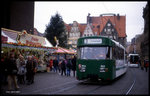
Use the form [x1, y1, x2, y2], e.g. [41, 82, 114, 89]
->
[34, 1, 147, 42]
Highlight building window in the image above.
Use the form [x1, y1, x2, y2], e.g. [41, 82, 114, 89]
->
[107, 28, 111, 32]
[107, 28, 111, 34]
[107, 23, 111, 26]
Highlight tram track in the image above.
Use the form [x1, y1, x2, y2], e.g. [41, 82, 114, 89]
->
[125, 68, 136, 95]
[45, 79, 104, 94]
[49, 79, 107, 95]
[21, 80, 78, 94]
[21, 68, 136, 95]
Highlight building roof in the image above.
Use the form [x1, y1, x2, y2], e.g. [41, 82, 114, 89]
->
[90, 15, 126, 37]
[78, 23, 86, 36]
[65, 14, 126, 38]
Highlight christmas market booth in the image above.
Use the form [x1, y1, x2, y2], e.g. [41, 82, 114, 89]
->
[1, 28, 56, 72]
[53, 47, 76, 61]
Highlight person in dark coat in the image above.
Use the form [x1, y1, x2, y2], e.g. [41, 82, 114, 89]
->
[1, 53, 8, 85]
[53, 57, 58, 73]
[26, 56, 37, 85]
[1, 52, 8, 93]
[144, 59, 149, 72]
[71, 56, 76, 77]
[5, 53, 19, 90]
[16, 54, 26, 84]
[66, 57, 72, 76]
[61, 58, 66, 76]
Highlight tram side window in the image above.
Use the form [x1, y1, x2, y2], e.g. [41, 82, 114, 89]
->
[118, 47, 124, 60]
[106, 47, 111, 59]
[77, 48, 81, 59]
[112, 46, 124, 60]
[112, 47, 117, 59]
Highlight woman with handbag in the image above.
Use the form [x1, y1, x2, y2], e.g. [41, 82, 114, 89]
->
[5, 53, 19, 91]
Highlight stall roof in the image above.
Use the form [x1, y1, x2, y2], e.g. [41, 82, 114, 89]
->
[53, 47, 76, 54]
[1, 28, 53, 47]
[44, 38, 53, 47]
[1, 30, 17, 43]
[54, 47, 66, 54]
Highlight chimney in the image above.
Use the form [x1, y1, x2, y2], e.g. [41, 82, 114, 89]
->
[87, 13, 91, 24]
[117, 14, 120, 20]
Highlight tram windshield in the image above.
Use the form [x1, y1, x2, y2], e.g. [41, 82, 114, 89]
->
[78, 47, 111, 60]
[130, 55, 139, 64]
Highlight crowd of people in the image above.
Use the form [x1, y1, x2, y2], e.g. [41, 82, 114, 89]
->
[46, 55, 77, 77]
[1, 52, 38, 91]
[1, 50, 77, 92]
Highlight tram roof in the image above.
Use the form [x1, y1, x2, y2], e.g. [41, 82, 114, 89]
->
[111, 39, 125, 50]
[78, 36, 125, 50]
[129, 54, 139, 56]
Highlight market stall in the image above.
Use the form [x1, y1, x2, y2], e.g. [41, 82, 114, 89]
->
[1, 28, 55, 72]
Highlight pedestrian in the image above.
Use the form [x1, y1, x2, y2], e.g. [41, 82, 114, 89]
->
[26, 56, 37, 85]
[58, 59, 62, 73]
[16, 54, 26, 84]
[45, 56, 50, 72]
[71, 56, 76, 77]
[144, 59, 149, 72]
[0, 52, 8, 94]
[138, 58, 141, 68]
[5, 53, 19, 91]
[0, 52, 8, 85]
[53, 57, 58, 73]
[49, 58, 53, 71]
[66, 57, 72, 76]
[141, 59, 144, 70]
[61, 58, 66, 76]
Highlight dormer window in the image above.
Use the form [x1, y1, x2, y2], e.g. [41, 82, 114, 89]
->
[112, 29, 114, 31]
[107, 23, 111, 26]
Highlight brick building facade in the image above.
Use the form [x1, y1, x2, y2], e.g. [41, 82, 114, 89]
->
[66, 13, 126, 49]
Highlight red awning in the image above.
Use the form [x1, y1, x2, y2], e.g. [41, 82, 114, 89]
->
[53, 47, 76, 54]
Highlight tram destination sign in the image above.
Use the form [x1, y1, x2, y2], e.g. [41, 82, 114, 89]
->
[84, 38, 102, 44]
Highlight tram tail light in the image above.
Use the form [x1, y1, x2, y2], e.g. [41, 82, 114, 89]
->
[105, 68, 108, 72]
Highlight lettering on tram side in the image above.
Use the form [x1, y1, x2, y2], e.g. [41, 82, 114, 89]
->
[100, 65, 105, 72]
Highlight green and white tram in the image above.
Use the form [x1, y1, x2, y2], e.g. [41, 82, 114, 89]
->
[128, 54, 140, 67]
[76, 36, 127, 81]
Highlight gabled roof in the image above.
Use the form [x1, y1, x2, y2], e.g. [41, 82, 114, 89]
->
[90, 15, 126, 37]
[78, 23, 86, 36]
[64, 23, 71, 32]
[64, 15, 126, 38]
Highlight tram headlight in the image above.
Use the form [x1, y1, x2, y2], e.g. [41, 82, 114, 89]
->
[78, 64, 86, 72]
[78, 64, 82, 70]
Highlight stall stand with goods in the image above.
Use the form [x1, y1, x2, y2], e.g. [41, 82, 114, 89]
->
[1, 28, 56, 72]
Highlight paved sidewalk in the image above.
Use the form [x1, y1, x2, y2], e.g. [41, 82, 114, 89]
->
[1, 71, 77, 95]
